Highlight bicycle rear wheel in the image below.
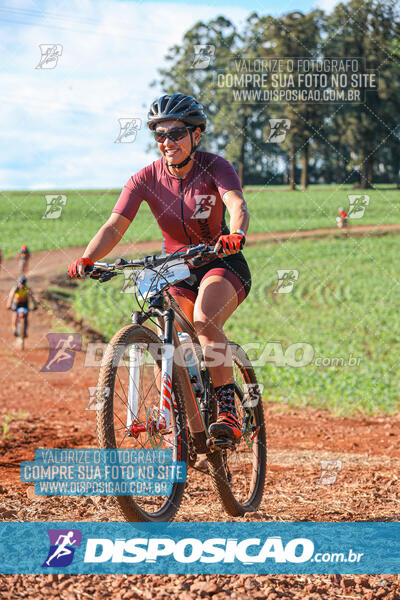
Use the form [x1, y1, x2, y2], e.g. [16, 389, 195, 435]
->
[207, 342, 266, 516]
[96, 324, 188, 521]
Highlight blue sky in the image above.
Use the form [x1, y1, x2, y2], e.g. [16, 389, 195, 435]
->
[119, 0, 319, 8]
[0, 0, 339, 189]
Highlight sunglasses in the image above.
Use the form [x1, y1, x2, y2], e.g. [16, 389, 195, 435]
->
[153, 126, 194, 143]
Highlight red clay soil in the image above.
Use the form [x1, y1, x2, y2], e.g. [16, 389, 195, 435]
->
[247, 222, 400, 242]
[0, 241, 399, 599]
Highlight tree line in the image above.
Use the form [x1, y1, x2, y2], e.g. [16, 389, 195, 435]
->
[152, 0, 400, 188]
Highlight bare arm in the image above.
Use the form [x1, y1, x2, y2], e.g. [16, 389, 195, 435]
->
[82, 213, 131, 261]
[222, 189, 250, 235]
[6, 287, 15, 308]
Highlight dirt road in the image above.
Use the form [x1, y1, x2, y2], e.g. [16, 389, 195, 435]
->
[0, 234, 399, 599]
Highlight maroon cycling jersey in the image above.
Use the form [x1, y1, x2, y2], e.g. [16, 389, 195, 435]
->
[112, 151, 242, 253]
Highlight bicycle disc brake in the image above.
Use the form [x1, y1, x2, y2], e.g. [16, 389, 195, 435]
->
[146, 406, 168, 449]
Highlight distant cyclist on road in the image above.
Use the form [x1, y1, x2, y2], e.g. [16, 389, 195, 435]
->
[6, 275, 38, 336]
[18, 245, 31, 273]
[68, 93, 251, 442]
[336, 207, 348, 228]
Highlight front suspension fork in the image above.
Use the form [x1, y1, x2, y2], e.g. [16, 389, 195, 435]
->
[127, 308, 175, 436]
[130, 307, 209, 453]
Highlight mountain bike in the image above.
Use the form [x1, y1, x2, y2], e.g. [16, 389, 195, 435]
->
[87, 244, 266, 522]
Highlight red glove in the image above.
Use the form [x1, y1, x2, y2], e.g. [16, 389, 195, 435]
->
[68, 257, 94, 278]
[214, 231, 245, 256]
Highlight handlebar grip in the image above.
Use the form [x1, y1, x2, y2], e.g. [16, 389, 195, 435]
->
[191, 256, 204, 267]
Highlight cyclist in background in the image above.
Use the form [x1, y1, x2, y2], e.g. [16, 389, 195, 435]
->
[68, 93, 251, 442]
[18, 245, 31, 273]
[6, 275, 38, 336]
[336, 207, 348, 228]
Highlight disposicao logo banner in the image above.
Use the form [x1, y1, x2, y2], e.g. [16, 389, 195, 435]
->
[0, 522, 399, 574]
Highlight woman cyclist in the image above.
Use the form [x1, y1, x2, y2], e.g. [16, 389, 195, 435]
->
[68, 93, 251, 442]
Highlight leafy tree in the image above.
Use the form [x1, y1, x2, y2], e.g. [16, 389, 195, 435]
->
[251, 10, 325, 189]
[324, 0, 400, 188]
[151, 3, 400, 189]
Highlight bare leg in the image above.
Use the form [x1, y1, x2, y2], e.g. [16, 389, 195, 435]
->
[172, 282, 238, 384]
[173, 281, 240, 440]
[193, 276, 238, 387]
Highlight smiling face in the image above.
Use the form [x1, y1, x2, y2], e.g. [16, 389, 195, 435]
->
[155, 119, 201, 166]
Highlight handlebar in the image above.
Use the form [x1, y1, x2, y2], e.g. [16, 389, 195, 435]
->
[85, 244, 217, 280]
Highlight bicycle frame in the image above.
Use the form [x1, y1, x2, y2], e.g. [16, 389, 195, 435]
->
[89, 244, 218, 455]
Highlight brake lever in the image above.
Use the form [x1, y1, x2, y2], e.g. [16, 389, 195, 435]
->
[191, 256, 204, 267]
[97, 271, 119, 282]
[87, 267, 118, 282]
[190, 249, 217, 267]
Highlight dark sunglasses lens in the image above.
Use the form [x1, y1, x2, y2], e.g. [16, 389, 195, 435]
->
[154, 131, 167, 142]
[169, 128, 188, 141]
[154, 128, 189, 142]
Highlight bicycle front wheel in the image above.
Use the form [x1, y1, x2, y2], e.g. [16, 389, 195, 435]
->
[207, 342, 266, 516]
[96, 324, 188, 522]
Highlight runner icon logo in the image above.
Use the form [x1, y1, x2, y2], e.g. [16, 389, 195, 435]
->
[191, 195, 216, 219]
[115, 118, 142, 143]
[41, 333, 82, 372]
[266, 119, 291, 143]
[36, 44, 63, 69]
[318, 459, 342, 485]
[42, 195, 67, 219]
[347, 194, 370, 219]
[42, 529, 82, 567]
[191, 45, 215, 69]
[274, 270, 299, 294]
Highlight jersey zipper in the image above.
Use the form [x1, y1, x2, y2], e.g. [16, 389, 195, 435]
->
[180, 178, 192, 245]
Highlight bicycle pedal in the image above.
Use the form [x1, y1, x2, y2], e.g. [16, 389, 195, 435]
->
[206, 436, 236, 451]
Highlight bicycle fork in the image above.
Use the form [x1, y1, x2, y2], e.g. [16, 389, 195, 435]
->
[126, 344, 174, 438]
[127, 308, 209, 453]
[126, 309, 178, 439]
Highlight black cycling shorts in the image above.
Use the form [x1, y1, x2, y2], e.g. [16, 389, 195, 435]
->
[11, 302, 28, 312]
[169, 251, 251, 305]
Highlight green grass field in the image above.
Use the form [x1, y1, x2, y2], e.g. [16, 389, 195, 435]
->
[71, 234, 400, 416]
[1, 184, 399, 258]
